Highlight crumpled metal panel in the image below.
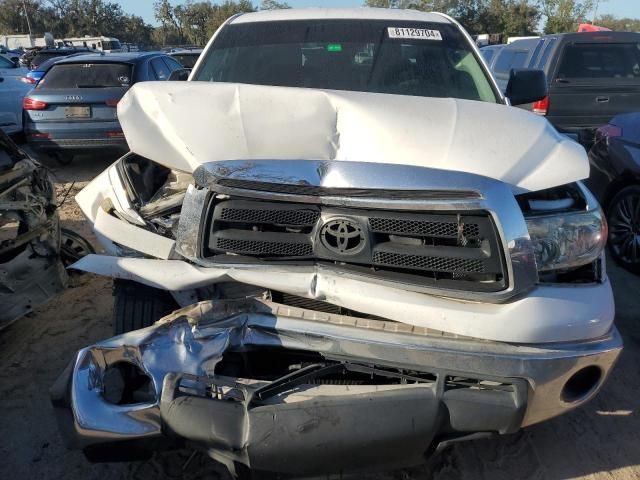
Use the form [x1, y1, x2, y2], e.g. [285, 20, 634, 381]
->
[0, 155, 67, 328]
[117, 82, 588, 193]
[53, 297, 622, 455]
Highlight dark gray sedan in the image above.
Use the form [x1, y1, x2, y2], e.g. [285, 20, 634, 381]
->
[23, 52, 186, 164]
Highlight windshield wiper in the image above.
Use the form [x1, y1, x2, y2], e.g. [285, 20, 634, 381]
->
[76, 84, 112, 88]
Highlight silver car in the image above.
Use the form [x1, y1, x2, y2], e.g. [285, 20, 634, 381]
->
[0, 55, 31, 134]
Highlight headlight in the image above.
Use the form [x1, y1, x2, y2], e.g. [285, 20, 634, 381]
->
[526, 208, 607, 272]
[518, 182, 607, 274]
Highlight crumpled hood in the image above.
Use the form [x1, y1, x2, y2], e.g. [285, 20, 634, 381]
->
[118, 82, 588, 192]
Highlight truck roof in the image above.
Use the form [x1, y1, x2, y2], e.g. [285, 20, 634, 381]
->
[230, 8, 450, 25]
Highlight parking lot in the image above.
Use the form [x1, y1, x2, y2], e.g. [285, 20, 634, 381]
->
[0, 150, 638, 480]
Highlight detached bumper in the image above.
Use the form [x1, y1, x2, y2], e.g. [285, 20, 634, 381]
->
[51, 299, 622, 475]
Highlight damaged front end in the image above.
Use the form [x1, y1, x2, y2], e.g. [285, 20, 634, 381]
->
[57, 83, 623, 475]
[53, 297, 619, 476]
[0, 132, 66, 328]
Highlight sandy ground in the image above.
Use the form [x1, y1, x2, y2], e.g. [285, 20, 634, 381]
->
[1, 152, 639, 480]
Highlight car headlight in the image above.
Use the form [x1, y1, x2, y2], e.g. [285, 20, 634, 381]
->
[520, 183, 607, 273]
[526, 209, 607, 272]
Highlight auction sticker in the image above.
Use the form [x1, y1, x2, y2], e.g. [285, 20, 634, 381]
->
[387, 27, 442, 40]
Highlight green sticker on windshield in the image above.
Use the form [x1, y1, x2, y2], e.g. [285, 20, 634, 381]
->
[326, 43, 343, 52]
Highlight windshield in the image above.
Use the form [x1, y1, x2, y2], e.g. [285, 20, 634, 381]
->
[103, 40, 122, 51]
[37, 63, 132, 89]
[172, 53, 200, 69]
[32, 52, 66, 66]
[193, 20, 498, 102]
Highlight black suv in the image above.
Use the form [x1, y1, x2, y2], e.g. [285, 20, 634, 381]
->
[490, 32, 640, 134]
[25, 47, 93, 70]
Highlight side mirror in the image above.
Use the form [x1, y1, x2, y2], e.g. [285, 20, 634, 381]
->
[168, 68, 190, 81]
[506, 68, 547, 106]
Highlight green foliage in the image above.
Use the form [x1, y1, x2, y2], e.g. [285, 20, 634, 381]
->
[260, 0, 290, 9]
[0, 0, 635, 49]
[596, 14, 640, 32]
[363, 0, 540, 36]
[154, 0, 255, 46]
[538, 0, 594, 33]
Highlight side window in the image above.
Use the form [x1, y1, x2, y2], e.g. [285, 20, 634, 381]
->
[511, 51, 529, 69]
[481, 49, 495, 64]
[0, 56, 15, 68]
[163, 56, 183, 72]
[494, 49, 529, 75]
[528, 40, 545, 67]
[151, 57, 170, 80]
[493, 50, 515, 75]
[536, 38, 556, 69]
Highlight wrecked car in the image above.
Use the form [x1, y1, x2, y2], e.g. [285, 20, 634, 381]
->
[0, 130, 67, 328]
[52, 8, 622, 477]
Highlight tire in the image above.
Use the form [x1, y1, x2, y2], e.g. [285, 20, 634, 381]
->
[607, 185, 640, 274]
[112, 279, 178, 335]
[60, 228, 95, 268]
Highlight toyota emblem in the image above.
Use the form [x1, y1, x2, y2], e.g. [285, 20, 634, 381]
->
[320, 218, 365, 255]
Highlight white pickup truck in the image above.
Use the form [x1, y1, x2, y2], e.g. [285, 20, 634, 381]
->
[51, 8, 622, 477]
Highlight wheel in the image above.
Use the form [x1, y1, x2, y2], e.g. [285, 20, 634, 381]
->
[60, 228, 95, 268]
[51, 151, 73, 165]
[112, 279, 178, 335]
[607, 185, 640, 274]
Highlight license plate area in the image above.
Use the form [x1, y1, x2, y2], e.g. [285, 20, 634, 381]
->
[64, 106, 90, 119]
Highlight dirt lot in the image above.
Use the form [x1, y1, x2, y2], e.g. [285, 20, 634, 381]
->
[1, 152, 639, 480]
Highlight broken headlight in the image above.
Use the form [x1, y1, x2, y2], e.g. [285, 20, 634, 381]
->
[116, 155, 192, 238]
[518, 183, 607, 273]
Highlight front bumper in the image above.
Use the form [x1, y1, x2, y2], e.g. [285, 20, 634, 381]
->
[51, 298, 622, 475]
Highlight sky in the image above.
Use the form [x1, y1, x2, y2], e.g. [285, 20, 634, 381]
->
[114, 0, 640, 26]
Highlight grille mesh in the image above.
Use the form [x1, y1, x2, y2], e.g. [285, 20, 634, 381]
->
[373, 251, 485, 273]
[369, 217, 480, 238]
[215, 237, 312, 257]
[220, 207, 319, 226]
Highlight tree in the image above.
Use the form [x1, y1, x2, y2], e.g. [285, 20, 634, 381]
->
[260, 0, 290, 9]
[362, 0, 540, 36]
[538, 0, 594, 33]
[596, 13, 640, 32]
[501, 0, 540, 36]
[206, 0, 254, 38]
[154, 0, 183, 44]
[120, 14, 154, 46]
[0, 0, 46, 35]
[176, 1, 215, 46]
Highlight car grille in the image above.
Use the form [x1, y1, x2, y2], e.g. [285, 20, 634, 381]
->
[204, 198, 507, 292]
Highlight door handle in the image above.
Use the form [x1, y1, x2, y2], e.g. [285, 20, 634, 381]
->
[0, 77, 4, 82]
[596, 96, 610, 103]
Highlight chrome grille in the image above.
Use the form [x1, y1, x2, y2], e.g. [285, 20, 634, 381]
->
[205, 198, 506, 291]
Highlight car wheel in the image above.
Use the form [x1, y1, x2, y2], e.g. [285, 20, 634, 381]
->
[112, 279, 178, 335]
[51, 152, 73, 165]
[607, 185, 640, 274]
[60, 228, 95, 268]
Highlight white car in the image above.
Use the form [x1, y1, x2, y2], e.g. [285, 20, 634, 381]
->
[0, 55, 31, 134]
[52, 8, 622, 477]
